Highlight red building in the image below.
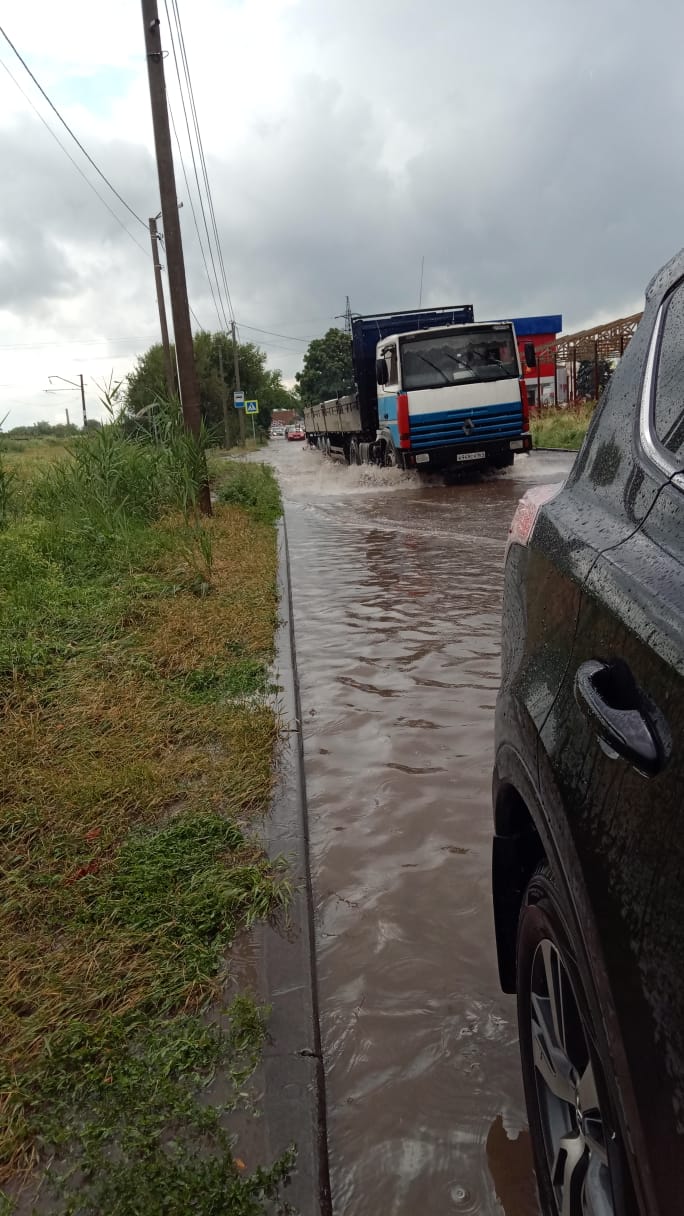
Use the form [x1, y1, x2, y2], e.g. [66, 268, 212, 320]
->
[271, 409, 299, 426]
[511, 315, 566, 405]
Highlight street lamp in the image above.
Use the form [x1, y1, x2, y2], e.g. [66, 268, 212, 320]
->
[47, 375, 87, 428]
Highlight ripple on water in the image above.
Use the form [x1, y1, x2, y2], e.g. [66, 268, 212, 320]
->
[257, 441, 569, 1214]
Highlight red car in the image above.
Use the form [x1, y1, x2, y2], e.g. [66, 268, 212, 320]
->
[286, 424, 306, 441]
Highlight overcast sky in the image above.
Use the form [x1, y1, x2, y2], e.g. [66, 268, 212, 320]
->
[1, 0, 682, 426]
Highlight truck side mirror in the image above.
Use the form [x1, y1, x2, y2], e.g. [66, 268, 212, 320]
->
[524, 342, 537, 369]
[376, 357, 389, 386]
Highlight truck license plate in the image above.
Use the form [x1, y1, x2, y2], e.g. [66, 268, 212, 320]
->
[457, 450, 485, 462]
[415, 453, 430, 464]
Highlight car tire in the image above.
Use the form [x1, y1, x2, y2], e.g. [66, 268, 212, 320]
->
[516, 862, 637, 1216]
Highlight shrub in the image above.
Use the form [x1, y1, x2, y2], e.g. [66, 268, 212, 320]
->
[217, 463, 281, 526]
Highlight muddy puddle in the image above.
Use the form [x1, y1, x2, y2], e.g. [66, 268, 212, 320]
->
[260, 442, 574, 1215]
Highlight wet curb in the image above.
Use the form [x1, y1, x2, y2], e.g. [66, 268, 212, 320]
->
[531, 446, 579, 454]
[257, 514, 331, 1215]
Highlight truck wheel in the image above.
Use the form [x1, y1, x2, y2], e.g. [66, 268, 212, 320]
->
[349, 439, 361, 466]
[383, 442, 398, 468]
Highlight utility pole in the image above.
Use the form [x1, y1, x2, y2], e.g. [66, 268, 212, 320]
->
[65, 408, 70, 427]
[231, 320, 245, 447]
[47, 375, 87, 429]
[79, 374, 87, 429]
[141, 0, 211, 514]
[218, 346, 230, 449]
[148, 213, 175, 397]
[336, 297, 353, 336]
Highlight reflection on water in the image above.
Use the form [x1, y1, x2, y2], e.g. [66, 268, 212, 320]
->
[486, 1117, 538, 1215]
[258, 442, 570, 1214]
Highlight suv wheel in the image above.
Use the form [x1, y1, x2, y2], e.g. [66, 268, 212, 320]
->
[516, 863, 635, 1215]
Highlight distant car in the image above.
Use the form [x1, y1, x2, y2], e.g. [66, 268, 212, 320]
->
[270, 425, 286, 438]
[286, 424, 306, 441]
[493, 249, 684, 1215]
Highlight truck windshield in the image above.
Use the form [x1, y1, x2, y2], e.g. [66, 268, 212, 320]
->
[400, 327, 519, 391]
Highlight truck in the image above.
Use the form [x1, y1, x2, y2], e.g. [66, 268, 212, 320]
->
[303, 306, 536, 473]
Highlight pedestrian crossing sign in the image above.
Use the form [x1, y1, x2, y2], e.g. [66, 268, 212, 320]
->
[245, 400, 259, 414]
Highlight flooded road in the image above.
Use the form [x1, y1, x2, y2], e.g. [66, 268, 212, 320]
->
[263, 443, 574, 1216]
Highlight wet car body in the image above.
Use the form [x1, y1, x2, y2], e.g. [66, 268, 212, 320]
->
[287, 424, 306, 441]
[493, 249, 684, 1214]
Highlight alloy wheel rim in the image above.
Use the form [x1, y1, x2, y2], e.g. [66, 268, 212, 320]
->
[530, 939, 615, 1216]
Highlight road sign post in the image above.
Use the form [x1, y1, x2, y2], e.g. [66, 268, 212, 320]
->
[244, 400, 258, 444]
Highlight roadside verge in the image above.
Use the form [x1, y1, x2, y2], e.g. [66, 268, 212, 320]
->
[251, 515, 331, 1216]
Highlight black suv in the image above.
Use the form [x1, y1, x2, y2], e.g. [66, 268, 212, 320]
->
[493, 249, 684, 1216]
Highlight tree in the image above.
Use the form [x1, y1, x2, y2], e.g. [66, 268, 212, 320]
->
[123, 344, 171, 418]
[295, 328, 354, 406]
[4, 422, 79, 439]
[123, 332, 298, 444]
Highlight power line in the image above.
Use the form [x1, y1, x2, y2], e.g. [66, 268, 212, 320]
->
[169, 0, 234, 322]
[189, 306, 207, 331]
[244, 314, 338, 326]
[167, 101, 224, 330]
[0, 58, 149, 257]
[165, 0, 235, 325]
[236, 323, 318, 343]
[250, 341, 312, 356]
[162, 0, 230, 331]
[0, 49, 209, 360]
[0, 23, 147, 231]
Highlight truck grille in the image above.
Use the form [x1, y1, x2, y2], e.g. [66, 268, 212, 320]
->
[409, 401, 523, 451]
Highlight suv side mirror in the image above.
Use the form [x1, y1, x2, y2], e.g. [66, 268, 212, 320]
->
[376, 357, 389, 386]
[524, 342, 537, 369]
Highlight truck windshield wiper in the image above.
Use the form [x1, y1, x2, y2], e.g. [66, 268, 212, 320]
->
[442, 351, 475, 374]
[483, 357, 518, 378]
[413, 353, 452, 385]
[472, 352, 518, 378]
[443, 349, 517, 379]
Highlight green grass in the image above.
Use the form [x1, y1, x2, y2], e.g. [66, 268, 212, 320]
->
[215, 460, 282, 527]
[0, 438, 69, 523]
[20, 1002, 295, 1216]
[530, 401, 596, 450]
[0, 435, 69, 470]
[0, 413, 292, 1212]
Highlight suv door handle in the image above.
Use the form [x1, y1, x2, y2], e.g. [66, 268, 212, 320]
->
[574, 659, 665, 777]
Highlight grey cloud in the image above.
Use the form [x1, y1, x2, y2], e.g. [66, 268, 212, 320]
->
[3, 0, 684, 412]
[0, 115, 157, 310]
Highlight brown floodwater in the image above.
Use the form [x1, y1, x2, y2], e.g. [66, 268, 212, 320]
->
[261, 442, 574, 1216]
